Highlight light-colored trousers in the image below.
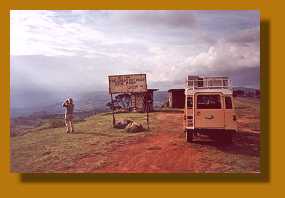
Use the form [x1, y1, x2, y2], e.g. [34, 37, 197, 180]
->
[65, 114, 74, 132]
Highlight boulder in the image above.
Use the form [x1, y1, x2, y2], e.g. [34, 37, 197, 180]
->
[125, 122, 145, 133]
[114, 119, 133, 129]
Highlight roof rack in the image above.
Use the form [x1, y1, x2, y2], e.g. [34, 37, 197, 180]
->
[186, 76, 232, 90]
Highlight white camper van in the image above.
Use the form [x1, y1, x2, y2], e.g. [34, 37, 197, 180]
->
[184, 76, 237, 144]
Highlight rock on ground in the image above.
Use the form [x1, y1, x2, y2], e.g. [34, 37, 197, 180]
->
[125, 122, 145, 133]
[114, 119, 133, 129]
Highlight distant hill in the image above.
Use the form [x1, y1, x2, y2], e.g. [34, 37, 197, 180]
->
[233, 87, 260, 97]
[153, 91, 168, 107]
[233, 86, 259, 92]
[11, 87, 260, 118]
[11, 91, 169, 118]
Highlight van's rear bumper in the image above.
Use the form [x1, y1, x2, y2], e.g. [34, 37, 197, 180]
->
[185, 128, 236, 135]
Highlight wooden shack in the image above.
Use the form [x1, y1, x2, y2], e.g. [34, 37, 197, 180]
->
[130, 89, 158, 112]
[168, 89, 185, 108]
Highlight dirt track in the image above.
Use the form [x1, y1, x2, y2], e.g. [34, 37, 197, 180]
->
[97, 113, 196, 173]
[72, 112, 260, 173]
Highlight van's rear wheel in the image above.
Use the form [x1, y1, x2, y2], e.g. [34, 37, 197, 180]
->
[186, 130, 193, 143]
[225, 131, 233, 144]
[218, 131, 233, 144]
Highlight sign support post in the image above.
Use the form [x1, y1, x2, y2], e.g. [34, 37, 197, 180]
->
[147, 99, 149, 130]
[110, 93, 116, 127]
[144, 91, 150, 130]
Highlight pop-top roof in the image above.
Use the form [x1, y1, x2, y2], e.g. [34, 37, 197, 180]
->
[187, 76, 232, 90]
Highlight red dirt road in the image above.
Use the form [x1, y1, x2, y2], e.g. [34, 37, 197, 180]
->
[69, 112, 260, 173]
[96, 112, 200, 173]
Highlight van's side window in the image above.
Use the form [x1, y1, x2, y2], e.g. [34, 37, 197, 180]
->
[225, 96, 233, 109]
[187, 97, 193, 108]
[197, 95, 221, 109]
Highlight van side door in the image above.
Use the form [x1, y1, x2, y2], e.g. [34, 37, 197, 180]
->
[224, 95, 238, 130]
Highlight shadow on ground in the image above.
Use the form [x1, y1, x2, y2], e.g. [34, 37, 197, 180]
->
[192, 131, 259, 157]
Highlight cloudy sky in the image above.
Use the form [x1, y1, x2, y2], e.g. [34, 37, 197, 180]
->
[10, 10, 260, 98]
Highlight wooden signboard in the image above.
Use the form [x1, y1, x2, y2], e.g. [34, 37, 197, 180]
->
[108, 74, 147, 94]
[108, 74, 149, 129]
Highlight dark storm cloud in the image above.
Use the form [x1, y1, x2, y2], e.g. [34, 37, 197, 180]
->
[114, 11, 196, 28]
[227, 27, 260, 44]
[152, 66, 260, 90]
[192, 10, 259, 32]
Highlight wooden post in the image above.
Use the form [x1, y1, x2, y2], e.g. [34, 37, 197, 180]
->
[147, 101, 149, 130]
[134, 94, 137, 112]
[110, 93, 116, 127]
[145, 91, 150, 130]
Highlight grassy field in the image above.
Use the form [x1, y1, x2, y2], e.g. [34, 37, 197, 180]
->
[235, 97, 260, 133]
[11, 112, 158, 172]
[10, 97, 260, 173]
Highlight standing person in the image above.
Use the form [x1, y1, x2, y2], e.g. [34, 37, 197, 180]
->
[62, 98, 74, 133]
